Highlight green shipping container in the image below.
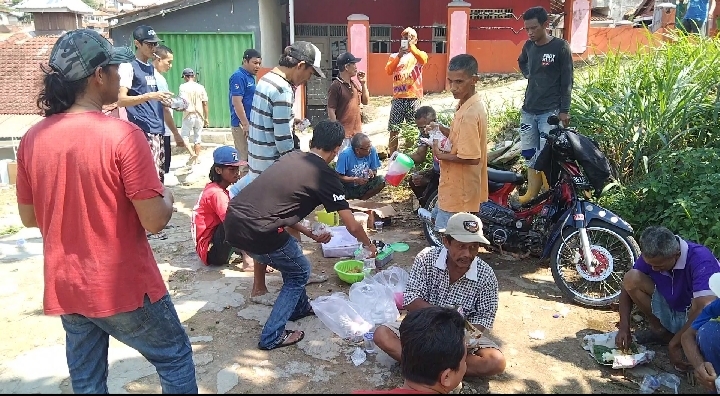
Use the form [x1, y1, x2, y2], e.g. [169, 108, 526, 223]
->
[158, 32, 255, 128]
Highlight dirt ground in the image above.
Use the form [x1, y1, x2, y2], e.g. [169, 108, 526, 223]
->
[0, 83, 706, 394]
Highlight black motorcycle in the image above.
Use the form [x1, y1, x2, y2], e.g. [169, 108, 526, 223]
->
[419, 116, 640, 307]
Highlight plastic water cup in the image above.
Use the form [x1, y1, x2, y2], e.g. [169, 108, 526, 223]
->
[374, 221, 384, 232]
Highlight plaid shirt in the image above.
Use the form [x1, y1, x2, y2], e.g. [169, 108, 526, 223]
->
[404, 246, 499, 330]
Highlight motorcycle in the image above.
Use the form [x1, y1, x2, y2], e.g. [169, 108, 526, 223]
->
[418, 116, 640, 307]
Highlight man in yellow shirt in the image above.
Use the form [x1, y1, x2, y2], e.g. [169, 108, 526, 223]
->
[431, 54, 487, 231]
[385, 27, 428, 154]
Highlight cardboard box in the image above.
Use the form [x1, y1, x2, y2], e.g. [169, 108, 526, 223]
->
[347, 200, 397, 229]
[7, 161, 17, 185]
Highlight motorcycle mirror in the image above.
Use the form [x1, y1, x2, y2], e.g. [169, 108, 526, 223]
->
[547, 115, 561, 126]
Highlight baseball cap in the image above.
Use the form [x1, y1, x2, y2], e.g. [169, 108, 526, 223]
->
[287, 41, 325, 78]
[243, 48, 261, 60]
[132, 25, 162, 43]
[182, 68, 195, 77]
[439, 212, 491, 245]
[336, 52, 361, 69]
[213, 146, 245, 166]
[710, 273, 720, 297]
[49, 29, 135, 82]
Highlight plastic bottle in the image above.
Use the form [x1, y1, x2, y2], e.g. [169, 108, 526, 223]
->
[16, 238, 26, 252]
[363, 332, 376, 354]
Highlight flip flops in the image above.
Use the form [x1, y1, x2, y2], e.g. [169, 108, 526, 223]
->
[259, 330, 305, 350]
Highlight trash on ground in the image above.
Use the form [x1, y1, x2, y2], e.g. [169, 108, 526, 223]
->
[351, 347, 366, 366]
[528, 330, 545, 340]
[639, 373, 680, 394]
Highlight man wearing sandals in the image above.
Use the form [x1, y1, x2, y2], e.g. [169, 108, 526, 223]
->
[616, 226, 720, 371]
[224, 120, 377, 350]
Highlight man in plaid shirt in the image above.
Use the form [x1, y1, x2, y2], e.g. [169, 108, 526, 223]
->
[374, 212, 506, 378]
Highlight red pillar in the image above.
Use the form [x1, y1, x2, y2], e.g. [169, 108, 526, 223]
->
[446, 1, 470, 90]
[564, 0, 591, 54]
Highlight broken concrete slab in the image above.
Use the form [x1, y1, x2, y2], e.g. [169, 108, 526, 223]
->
[192, 353, 213, 366]
[216, 364, 239, 394]
[189, 336, 213, 343]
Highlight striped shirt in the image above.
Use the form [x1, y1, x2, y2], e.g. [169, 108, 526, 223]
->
[247, 71, 296, 176]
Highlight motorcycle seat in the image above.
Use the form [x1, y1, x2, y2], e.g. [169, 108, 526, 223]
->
[488, 167, 524, 184]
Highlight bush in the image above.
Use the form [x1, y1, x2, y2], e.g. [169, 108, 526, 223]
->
[571, 32, 720, 185]
[599, 148, 720, 255]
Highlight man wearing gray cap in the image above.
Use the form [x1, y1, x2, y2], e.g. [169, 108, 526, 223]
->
[373, 212, 506, 380]
[15, 29, 197, 394]
[179, 67, 209, 167]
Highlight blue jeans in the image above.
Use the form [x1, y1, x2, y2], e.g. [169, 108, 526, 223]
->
[431, 206, 455, 232]
[520, 109, 558, 167]
[60, 294, 197, 394]
[249, 237, 312, 349]
[651, 289, 688, 334]
[697, 320, 720, 389]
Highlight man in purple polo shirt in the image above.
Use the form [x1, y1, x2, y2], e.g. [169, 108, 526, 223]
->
[616, 226, 720, 369]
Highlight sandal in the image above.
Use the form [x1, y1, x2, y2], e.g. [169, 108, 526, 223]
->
[634, 329, 672, 345]
[147, 231, 168, 240]
[259, 330, 305, 350]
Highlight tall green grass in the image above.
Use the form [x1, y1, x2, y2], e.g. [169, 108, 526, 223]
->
[571, 31, 720, 184]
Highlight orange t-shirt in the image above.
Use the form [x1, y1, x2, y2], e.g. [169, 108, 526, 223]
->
[15, 112, 168, 318]
[437, 93, 488, 212]
[385, 46, 428, 99]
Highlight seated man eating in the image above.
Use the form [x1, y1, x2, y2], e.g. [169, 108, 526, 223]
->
[616, 226, 720, 370]
[407, 106, 441, 208]
[373, 212, 506, 378]
[335, 133, 386, 200]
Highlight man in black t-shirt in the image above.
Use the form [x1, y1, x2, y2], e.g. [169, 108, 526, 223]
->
[225, 120, 377, 351]
[516, 6, 573, 205]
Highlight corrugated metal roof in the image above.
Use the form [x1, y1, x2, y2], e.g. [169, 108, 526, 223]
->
[14, 0, 95, 14]
[108, 0, 211, 27]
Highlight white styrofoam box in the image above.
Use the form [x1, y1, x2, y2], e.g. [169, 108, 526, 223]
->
[321, 226, 361, 258]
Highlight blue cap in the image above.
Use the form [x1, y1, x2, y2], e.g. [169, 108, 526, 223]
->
[213, 146, 245, 166]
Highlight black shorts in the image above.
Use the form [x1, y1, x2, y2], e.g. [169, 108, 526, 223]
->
[388, 98, 421, 132]
[207, 222, 235, 266]
[682, 18, 703, 34]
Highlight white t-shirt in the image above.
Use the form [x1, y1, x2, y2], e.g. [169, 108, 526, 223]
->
[179, 80, 208, 120]
[154, 72, 173, 137]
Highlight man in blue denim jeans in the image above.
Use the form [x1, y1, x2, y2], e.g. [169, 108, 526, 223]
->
[224, 120, 377, 350]
[14, 29, 196, 393]
[616, 226, 719, 372]
[517, 6, 573, 205]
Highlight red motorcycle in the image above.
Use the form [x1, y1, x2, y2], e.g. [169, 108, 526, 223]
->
[418, 116, 639, 307]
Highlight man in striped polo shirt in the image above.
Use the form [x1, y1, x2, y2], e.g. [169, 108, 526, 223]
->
[228, 41, 325, 304]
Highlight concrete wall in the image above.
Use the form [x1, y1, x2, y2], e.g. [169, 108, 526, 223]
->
[258, 0, 283, 67]
[109, 0, 261, 49]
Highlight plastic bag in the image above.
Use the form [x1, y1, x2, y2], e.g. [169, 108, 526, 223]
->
[373, 266, 409, 293]
[310, 293, 372, 340]
[373, 266, 409, 309]
[349, 276, 400, 325]
[580, 330, 655, 369]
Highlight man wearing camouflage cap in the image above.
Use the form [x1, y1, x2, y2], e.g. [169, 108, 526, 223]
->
[15, 29, 197, 394]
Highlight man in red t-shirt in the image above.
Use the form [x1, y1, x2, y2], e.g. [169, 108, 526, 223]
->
[192, 145, 248, 266]
[353, 307, 467, 394]
[15, 29, 196, 394]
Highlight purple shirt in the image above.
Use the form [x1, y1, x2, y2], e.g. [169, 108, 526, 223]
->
[634, 238, 720, 312]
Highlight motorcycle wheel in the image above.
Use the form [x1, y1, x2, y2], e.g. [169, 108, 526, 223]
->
[550, 220, 640, 308]
[422, 189, 443, 247]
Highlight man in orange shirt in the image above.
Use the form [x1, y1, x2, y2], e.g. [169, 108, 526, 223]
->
[431, 54, 487, 231]
[385, 27, 428, 154]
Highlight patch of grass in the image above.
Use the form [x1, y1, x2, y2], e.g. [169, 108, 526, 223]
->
[0, 225, 21, 237]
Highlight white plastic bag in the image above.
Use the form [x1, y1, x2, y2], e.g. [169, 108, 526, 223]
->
[349, 276, 400, 325]
[310, 293, 372, 340]
[373, 266, 409, 293]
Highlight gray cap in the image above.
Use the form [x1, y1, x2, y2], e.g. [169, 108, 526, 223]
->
[287, 41, 325, 78]
[182, 68, 195, 76]
[49, 29, 135, 82]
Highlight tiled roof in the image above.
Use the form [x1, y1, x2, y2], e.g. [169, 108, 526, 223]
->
[0, 32, 59, 115]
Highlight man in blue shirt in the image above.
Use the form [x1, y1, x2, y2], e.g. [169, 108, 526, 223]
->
[229, 48, 262, 178]
[682, 0, 716, 34]
[682, 273, 720, 393]
[118, 25, 173, 183]
[335, 133, 385, 200]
